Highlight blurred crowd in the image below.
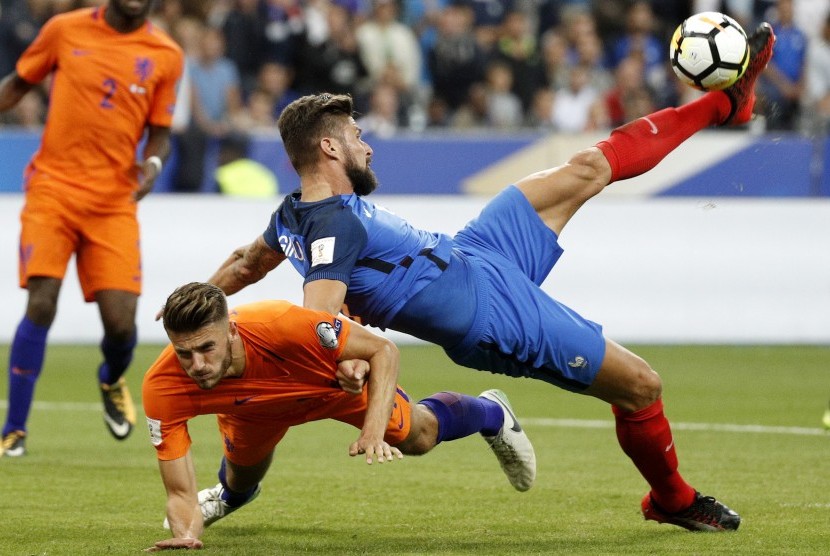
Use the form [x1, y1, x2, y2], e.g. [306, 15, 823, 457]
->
[2, 0, 830, 183]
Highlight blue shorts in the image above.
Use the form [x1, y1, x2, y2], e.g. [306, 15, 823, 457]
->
[446, 185, 606, 392]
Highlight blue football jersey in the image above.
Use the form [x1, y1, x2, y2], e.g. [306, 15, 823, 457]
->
[264, 191, 454, 329]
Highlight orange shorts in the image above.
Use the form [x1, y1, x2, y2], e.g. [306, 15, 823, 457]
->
[217, 387, 413, 467]
[19, 183, 141, 302]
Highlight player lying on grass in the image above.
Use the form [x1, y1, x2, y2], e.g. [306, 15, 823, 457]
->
[143, 282, 534, 551]
[205, 20, 777, 535]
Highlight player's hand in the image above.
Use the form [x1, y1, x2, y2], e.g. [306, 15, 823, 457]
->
[335, 359, 369, 394]
[349, 436, 402, 465]
[135, 158, 161, 202]
[144, 537, 204, 551]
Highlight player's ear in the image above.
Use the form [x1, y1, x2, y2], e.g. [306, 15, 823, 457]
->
[321, 137, 338, 159]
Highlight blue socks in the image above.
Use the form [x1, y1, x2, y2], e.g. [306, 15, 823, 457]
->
[97, 331, 137, 385]
[418, 392, 505, 443]
[218, 457, 259, 508]
[3, 317, 49, 435]
[3, 320, 137, 436]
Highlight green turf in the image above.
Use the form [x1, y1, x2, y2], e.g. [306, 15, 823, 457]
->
[1, 344, 828, 555]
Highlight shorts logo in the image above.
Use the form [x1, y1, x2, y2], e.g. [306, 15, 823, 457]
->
[310, 237, 335, 267]
[146, 417, 162, 446]
[395, 401, 405, 430]
[567, 356, 588, 369]
[316, 319, 341, 349]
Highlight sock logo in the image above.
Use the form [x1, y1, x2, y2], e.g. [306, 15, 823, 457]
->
[643, 116, 659, 135]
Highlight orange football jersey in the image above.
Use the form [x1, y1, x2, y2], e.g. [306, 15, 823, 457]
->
[17, 7, 183, 205]
[143, 301, 361, 461]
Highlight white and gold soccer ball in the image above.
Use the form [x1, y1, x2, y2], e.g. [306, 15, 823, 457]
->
[669, 11, 750, 91]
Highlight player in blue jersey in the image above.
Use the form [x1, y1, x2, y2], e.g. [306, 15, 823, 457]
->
[208, 24, 777, 533]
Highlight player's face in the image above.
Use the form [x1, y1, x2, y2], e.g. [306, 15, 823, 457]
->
[342, 119, 378, 196]
[109, 0, 154, 20]
[169, 321, 234, 390]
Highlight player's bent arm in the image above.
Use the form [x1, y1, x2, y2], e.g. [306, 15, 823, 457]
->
[209, 235, 285, 295]
[0, 72, 34, 112]
[304, 279, 348, 316]
[339, 324, 401, 463]
[158, 452, 204, 542]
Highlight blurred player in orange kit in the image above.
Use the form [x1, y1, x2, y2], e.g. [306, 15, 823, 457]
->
[0, 0, 183, 457]
[143, 282, 534, 551]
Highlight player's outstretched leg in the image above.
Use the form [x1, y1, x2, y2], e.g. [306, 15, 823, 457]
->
[479, 389, 536, 492]
[163, 482, 262, 529]
[642, 491, 741, 532]
[721, 22, 776, 126]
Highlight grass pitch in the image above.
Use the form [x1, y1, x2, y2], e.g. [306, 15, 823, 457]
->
[1, 344, 828, 555]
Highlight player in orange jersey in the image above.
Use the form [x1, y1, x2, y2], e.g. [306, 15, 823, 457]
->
[0, 0, 183, 457]
[144, 282, 535, 551]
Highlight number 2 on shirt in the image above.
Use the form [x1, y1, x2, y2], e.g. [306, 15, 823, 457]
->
[100, 78, 116, 109]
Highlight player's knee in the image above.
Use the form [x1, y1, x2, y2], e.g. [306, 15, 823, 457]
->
[622, 360, 663, 412]
[397, 435, 433, 456]
[25, 294, 58, 326]
[102, 320, 136, 343]
[396, 405, 439, 455]
[567, 148, 611, 196]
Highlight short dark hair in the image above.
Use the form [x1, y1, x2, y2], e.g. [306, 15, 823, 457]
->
[277, 93, 354, 173]
[162, 282, 228, 334]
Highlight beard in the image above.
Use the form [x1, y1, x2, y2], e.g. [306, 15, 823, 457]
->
[195, 341, 234, 390]
[344, 156, 379, 197]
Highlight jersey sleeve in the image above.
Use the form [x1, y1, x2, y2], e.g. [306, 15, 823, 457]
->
[147, 47, 184, 128]
[278, 304, 352, 364]
[262, 210, 285, 254]
[304, 207, 368, 286]
[15, 16, 62, 84]
[142, 355, 194, 461]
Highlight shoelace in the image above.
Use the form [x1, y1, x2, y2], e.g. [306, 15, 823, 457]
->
[202, 494, 228, 520]
[678, 496, 722, 526]
[490, 437, 522, 465]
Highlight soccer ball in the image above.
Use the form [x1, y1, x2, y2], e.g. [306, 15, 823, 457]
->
[669, 12, 749, 91]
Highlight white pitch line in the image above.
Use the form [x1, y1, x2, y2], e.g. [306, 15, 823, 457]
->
[523, 418, 828, 437]
[0, 400, 102, 411]
[1, 401, 826, 437]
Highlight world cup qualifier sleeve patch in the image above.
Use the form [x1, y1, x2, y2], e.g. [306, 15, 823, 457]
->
[146, 416, 162, 446]
[310, 237, 335, 267]
[316, 318, 342, 349]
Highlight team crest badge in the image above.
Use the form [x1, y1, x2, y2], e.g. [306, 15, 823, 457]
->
[316, 320, 342, 349]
